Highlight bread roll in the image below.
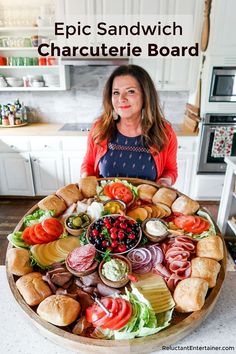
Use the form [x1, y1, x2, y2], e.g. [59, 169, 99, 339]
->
[191, 257, 221, 288]
[56, 183, 83, 206]
[37, 295, 81, 326]
[16, 272, 52, 306]
[171, 196, 199, 215]
[174, 278, 208, 313]
[196, 235, 224, 261]
[79, 176, 98, 198]
[152, 187, 177, 207]
[7, 248, 33, 276]
[137, 184, 158, 203]
[38, 194, 67, 216]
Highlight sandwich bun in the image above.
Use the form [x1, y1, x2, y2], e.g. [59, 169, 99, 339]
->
[137, 184, 158, 203]
[171, 196, 199, 215]
[56, 183, 83, 206]
[38, 194, 67, 216]
[7, 248, 33, 276]
[152, 187, 177, 208]
[78, 176, 98, 198]
[16, 272, 52, 306]
[37, 295, 81, 326]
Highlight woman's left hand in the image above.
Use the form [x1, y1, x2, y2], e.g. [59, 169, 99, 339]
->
[157, 177, 172, 187]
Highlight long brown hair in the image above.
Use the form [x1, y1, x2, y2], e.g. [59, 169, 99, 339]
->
[93, 64, 168, 152]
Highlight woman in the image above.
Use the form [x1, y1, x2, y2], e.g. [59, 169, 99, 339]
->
[81, 64, 177, 186]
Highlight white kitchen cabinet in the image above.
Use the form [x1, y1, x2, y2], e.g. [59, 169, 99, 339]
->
[217, 157, 236, 238]
[208, 0, 236, 56]
[131, 0, 203, 91]
[63, 151, 85, 184]
[0, 152, 35, 196]
[31, 151, 64, 196]
[172, 137, 197, 196]
[62, 137, 87, 184]
[192, 174, 224, 201]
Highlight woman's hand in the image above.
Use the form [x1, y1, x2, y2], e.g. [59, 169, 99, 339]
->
[81, 172, 88, 178]
[157, 177, 172, 187]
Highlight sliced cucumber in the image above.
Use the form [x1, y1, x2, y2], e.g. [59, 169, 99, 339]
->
[7, 233, 29, 249]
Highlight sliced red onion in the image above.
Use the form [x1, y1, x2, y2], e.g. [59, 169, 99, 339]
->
[127, 248, 152, 265]
[133, 262, 153, 274]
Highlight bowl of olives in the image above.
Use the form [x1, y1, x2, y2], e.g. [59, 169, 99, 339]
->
[65, 213, 91, 236]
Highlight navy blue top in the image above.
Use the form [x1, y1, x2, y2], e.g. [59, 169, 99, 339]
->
[98, 130, 157, 181]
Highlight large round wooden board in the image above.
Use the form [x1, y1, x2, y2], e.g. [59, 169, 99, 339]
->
[6, 178, 227, 354]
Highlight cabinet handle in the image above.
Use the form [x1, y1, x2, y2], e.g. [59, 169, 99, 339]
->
[25, 159, 29, 163]
[33, 158, 37, 162]
[158, 80, 163, 83]
[44, 144, 48, 148]
[164, 80, 169, 84]
[10, 145, 15, 149]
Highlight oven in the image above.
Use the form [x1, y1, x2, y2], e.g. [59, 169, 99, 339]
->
[209, 67, 236, 102]
[197, 113, 236, 173]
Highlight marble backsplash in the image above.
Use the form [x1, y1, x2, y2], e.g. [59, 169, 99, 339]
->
[0, 66, 188, 125]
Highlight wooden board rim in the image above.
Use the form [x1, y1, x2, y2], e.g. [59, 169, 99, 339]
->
[5, 178, 227, 353]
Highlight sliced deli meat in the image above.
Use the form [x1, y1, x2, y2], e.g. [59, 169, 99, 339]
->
[67, 244, 97, 272]
[153, 236, 196, 291]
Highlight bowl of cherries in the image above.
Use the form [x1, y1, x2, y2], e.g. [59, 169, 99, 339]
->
[86, 215, 142, 254]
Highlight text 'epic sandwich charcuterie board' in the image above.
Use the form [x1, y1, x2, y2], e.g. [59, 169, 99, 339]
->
[6, 177, 226, 354]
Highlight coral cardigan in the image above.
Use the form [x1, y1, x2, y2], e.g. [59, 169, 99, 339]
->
[80, 121, 178, 184]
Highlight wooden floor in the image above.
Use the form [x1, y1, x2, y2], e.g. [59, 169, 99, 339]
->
[0, 198, 220, 265]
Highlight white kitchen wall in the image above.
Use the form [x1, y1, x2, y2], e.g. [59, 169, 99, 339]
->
[0, 66, 188, 124]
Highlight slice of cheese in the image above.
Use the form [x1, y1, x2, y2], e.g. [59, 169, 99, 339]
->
[134, 273, 175, 314]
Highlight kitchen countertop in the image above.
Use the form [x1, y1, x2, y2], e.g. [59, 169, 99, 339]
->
[1, 266, 235, 354]
[0, 123, 198, 137]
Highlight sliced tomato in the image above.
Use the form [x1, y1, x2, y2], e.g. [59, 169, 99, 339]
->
[103, 185, 113, 199]
[110, 182, 133, 204]
[110, 302, 132, 330]
[28, 224, 45, 244]
[22, 226, 35, 245]
[86, 298, 117, 325]
[101, 298, 131, 330]
[92, 298, 119, 327]
[34, 223, 55, 243]
[41, 218, 63, 238]
[190, 216, 202, 230]
[173, 215, 196, 229]
[189, 219, 210, 234]
[86, 304, 105, 324]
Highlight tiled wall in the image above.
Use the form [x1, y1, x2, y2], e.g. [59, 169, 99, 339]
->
[0, 66, 188, 124]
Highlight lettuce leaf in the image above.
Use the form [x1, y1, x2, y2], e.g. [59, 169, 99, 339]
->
[113, 288, 173, 340]
[24, 210, 55, 227]
[7, 231, 29, 249]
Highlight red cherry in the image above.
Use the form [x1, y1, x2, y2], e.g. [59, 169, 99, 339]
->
[118, 231, 125, 240]
[120, 223, 127, 229]
[111, 240, 118, 248]
[111, 232, 118, 240]
[128, 233, 136, 240]
[110, 227, 117, 234]
[118, 244, 127, 252]
[118, 216, 126, 222]
[127, 227, 132, 232]
[92, 229, 99, 237]
[102, 240, 108, 247]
